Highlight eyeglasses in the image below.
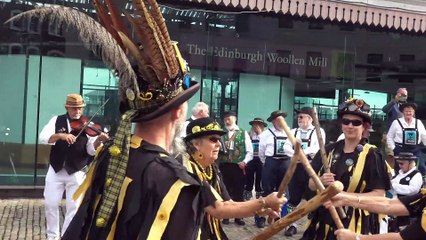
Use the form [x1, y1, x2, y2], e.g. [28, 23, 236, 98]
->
[208, 136, 221, 143]
[341, 118, 363, 126]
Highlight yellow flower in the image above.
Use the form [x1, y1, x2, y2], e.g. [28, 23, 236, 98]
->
[96, 218, 106, 227]
[192, 126, 201, 133]
[109, 145, 121, 156]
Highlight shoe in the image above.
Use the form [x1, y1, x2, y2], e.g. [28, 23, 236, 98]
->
[235, 218, 245, 226]
[284, 225, 297, 236]
[243, 190, 253, 201]
[222, 219, 230, 225]
[255, 216, 266, 228]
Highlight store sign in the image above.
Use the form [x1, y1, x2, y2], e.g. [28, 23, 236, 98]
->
[187, 43, 328, 68]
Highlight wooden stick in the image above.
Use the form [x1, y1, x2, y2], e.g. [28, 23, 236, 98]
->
[311, 108, 347, 219]
[276, 141, 302, 197]
[275, 116, 344, 229]
[252, 181, 344, 240]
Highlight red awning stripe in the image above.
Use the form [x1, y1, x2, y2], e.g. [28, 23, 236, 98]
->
[190, 0, 426, 33]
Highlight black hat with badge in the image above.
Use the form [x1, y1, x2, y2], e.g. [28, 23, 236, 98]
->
[184, 117, 227, 142]
[394, 152, 417, 162]
[249, 117, 267, 127]
[295, 107, 314, 118]
[337, 98, 372, 124]
[267, 110, 287, 122]
[399, 102, 417, 112]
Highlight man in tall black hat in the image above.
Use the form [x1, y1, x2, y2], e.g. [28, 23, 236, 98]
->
[282, 107, 326, 236]
[218, 111, 254, 225]
[10, 1, 264, 239]
[256, 110, 289, 228]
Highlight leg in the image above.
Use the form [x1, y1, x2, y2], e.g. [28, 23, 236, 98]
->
[44, 166, 66, 240]
[62, 170, 85, 236]
[254, 159, 263, 197]
[243, 160, 255, 200]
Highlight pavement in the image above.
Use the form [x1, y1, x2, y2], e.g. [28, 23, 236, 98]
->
[0, 199, 306, 239]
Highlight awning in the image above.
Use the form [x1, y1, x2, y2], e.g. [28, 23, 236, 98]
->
[189, 0, 426, 33]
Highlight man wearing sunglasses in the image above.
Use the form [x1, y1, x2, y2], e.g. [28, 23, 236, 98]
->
[303, 99, 390, 240]
[283, 107, 326, 236]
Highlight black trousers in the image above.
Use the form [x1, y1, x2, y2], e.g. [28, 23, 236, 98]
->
[219, 163, 245, 202]
[262, 157, 290, 197]
[244, 157, 263, 192]
[288, 163, 311, 206]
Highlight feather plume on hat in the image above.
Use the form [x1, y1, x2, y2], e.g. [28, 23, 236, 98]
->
[6, 0, 199, 229]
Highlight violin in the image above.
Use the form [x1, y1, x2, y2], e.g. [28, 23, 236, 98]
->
[70, 116, 104, 137]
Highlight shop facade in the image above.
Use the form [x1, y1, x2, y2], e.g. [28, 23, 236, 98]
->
[0, 0, 425, 185]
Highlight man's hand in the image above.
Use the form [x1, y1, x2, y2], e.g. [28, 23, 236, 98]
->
[94, 132, 110, 149]
[264, 192, 287, 213]
[334, 229, 357, 240]
[320, 172, 336, 187]
[62, 133, 76, 144]
[238, 162, 246, 169]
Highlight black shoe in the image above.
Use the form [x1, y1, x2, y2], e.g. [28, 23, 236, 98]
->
[222, 219, 230, 225]
[255, 216, 266, 228]
[284, 225, 297, 236]
[235, 218, 245, 226]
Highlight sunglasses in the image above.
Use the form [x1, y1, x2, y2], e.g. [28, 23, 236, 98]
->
[208, 136, 221, 143]
[341, 118, 363, 126]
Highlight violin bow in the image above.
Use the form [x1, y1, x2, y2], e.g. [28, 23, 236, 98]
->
[74, 98, 110, 139]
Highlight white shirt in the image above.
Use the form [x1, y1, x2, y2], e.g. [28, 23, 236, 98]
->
[258, 126, 288, 163]
[386, 117, 426, 150]
[283, 125, 326, 159]
[226, 125, 253, 164]
[180, 115, 196, 138]
[39, 116, 97, 156]
[391, 167, 423, 196]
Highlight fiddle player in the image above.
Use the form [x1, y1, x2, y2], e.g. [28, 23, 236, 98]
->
[39, 93, 109, 240]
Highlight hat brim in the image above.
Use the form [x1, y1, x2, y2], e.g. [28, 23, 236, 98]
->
[295, 109, 312, 118]
[249, 120, 267, 127]
[338, 111, 371, 124]
[122, 81, 200, 122]
[65, 103, 86, 108]
[184, 129, 227, 142]
[267, 113, 287, 122]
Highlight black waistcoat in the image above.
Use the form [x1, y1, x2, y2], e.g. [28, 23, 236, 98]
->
[49, 114, 89, 174]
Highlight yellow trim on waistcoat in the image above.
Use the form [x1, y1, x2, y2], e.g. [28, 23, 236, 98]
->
[147, 179, 190, 239]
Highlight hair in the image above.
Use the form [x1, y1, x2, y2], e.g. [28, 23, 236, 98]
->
[191, 102, 209, 116]
[397, 88, 407, 94]
[185, 138, 203, 155]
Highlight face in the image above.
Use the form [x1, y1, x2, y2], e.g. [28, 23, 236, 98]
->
[297, 113, 312, 129]
[341, 114, 365, 141]
[397, 88, 408, 101]
[402, 106, 415, 119]
[397, 160, 411, 173]
[251, 123, 264, 134]
[193, 134, 222, 165]
[199, 108, 209, 118]
[224, 116, 236, 129]
[66, 107, 83, 120]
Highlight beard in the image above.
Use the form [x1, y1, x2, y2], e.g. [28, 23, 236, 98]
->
[225, 124, 236, 131]
[169, 119, 187, 157]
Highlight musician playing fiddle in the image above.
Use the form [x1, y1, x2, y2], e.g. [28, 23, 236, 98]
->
[39, 93, 109, 240]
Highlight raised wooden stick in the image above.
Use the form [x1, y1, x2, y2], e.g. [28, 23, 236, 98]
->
[276, 141, 302, 197]
[252, 181, 344, 240]
[275, 116, 344, 229]
[312, 107, 347, 219]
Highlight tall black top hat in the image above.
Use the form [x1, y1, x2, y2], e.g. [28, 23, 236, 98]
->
[249, 117, 267, 127]
[184, 117, 226, 142]
[267, 110, 287, 122]
[394, 152, 417, 161]
[295, 107, 314, 118]
[399, 102, 417, 112]
[337, 98, 371, 123]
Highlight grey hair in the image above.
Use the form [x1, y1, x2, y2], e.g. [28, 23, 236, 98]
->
[191, 102, 209, 116]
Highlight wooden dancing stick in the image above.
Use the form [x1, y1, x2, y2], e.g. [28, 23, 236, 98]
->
[275, 116, 344, 229]
[276, 141, 302, 197]
[252, 181, 344, 240]
[311, 107, 347, 219]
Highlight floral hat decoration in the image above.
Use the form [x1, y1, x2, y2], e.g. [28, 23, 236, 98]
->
[184, 117, 226, 142]
[337, 98, 372, 123]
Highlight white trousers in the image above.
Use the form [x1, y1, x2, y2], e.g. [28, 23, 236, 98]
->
[44, 165, 85, 240]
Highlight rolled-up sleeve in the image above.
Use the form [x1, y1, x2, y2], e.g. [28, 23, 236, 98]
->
[39, 116, 58, 145]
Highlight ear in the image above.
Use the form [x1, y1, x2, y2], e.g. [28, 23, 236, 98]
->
[171, 102, 188, 121]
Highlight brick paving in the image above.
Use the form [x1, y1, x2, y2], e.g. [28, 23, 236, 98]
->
[0, 199, 306, 239]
